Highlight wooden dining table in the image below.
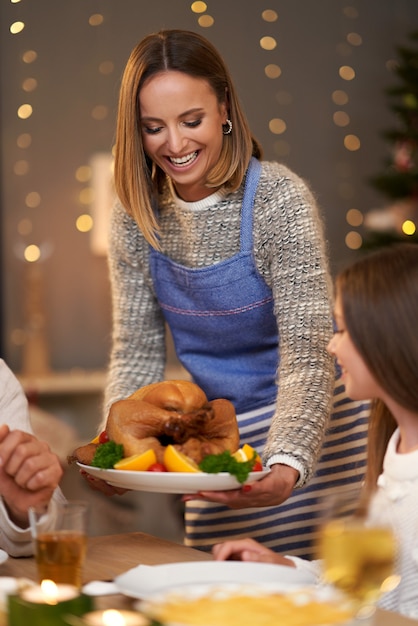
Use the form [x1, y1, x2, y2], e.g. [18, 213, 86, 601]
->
[1, 531, 211, 612]
[1, 531, 416, 625]
[2, 531, 211, 583]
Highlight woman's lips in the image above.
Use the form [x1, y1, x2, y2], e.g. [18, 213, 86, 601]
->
[168, 151, 198, 167]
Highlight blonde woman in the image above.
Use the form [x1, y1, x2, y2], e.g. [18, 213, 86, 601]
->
[90, 29, 369, 558]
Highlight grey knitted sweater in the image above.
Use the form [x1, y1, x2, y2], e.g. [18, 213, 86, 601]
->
[104, 160, 335, 484]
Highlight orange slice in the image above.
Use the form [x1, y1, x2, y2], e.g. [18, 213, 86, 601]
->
[232, 448, 247, 462]
[114, 449, 157, 471]
[163, 445, 202, 473]
[242, 444, 262, 463]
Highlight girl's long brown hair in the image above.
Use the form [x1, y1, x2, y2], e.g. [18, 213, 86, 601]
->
[335, 243, 418, 492]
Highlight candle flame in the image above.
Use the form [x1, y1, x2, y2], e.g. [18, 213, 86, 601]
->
[40, 579, 59, 605]
[103, 610, 126, 626]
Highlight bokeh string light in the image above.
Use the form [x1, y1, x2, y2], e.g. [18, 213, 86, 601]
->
[7, 0, 379, 289]
[10, 9, 39, 267]
[191, 1, 214, 28]
[333, 5, 363, 250]
[5, 0, 417, 371]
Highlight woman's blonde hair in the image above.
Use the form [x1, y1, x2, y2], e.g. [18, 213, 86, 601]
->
[114, 29, 262, 248]
[335, 243, 418, 491]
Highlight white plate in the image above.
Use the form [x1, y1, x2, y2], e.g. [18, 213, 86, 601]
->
[0, 551, 8, 566]
[77, 463, 270, 494]
[115, 560, 317, 599]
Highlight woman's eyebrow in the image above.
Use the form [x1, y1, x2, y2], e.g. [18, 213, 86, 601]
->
[141, 107, 205, 122]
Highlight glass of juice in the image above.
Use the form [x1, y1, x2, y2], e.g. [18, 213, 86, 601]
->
[29, 500, 88, 589]
[316, 489, 399, 623]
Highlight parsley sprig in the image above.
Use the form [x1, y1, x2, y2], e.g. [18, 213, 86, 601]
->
[198, 450, 257, 484]
[91, 440, 124, 469]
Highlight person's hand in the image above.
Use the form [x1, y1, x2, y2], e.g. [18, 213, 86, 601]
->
[212, 537, 295, 566]
[79, 469, 128, 496]
[0, 424, 63, 527]
[183, 463, 298, 508]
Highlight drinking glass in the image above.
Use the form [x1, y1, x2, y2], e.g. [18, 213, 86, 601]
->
[316, 489, 399, 623]
[29, 500, 88, 589]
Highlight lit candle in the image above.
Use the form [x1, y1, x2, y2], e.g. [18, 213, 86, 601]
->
[21, 579, 79, 604]
[82, 609, 150, 626]
[8, 579, 93, 626]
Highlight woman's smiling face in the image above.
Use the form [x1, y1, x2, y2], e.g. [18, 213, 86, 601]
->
[139, 70, 228, 202]
[327, 294, 383, 401]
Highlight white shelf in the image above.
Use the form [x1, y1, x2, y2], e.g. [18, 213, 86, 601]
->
[17, 369, 107, 396]
[17, 364, 190, 397]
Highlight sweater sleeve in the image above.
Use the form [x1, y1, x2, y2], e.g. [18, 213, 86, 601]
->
[254, 163, 335, 485]
[102, 202, 167, 425]
[0, 359, 66, 556]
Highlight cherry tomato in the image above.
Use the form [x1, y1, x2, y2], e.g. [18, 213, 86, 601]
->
[252, 461, 263, 472]
[147, 462, 168, 472]
[98, 431, 109, 444]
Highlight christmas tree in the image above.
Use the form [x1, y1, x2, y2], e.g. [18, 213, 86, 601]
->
[362, 30, 418, 249]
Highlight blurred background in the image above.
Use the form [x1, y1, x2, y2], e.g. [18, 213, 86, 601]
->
[1, 0, 417, 540]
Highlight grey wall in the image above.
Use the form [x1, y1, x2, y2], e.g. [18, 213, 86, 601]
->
[1, 0, 418, 373]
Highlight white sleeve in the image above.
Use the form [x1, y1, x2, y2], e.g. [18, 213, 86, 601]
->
[0, 359, 33, 433]
[0, 360, 66, 556]
[0, 492, 66, 557]
[285, 555, 323, 582]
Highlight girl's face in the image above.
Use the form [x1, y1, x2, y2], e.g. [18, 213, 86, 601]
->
[327, 294, 383, 401]
[139, 70, 228, 202]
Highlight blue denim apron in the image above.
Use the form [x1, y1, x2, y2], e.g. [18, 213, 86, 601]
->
[150, 158, 277, 414]
[149, 158, 368, 557]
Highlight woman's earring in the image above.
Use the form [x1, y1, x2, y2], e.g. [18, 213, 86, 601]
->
[222, 119, 233, 135]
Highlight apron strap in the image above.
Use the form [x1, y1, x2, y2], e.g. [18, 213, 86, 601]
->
[240, 157, 262, 252]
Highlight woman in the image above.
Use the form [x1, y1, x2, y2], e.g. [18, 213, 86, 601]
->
[213, 243, 418, 617]
[95, 29, 369, 557]
[0, 359, 65, 556]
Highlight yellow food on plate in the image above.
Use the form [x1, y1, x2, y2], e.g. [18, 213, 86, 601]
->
[114, 449, 157, 471]
[141, 587, 354, 626]
[164, 445, 202, 473]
